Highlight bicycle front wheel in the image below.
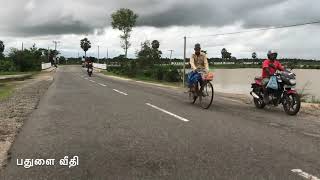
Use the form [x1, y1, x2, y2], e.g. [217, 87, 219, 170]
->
[199, 81, 214, 109]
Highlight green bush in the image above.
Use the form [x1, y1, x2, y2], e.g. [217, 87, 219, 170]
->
[152, 67, 164, 80]
[164, 67, 181, 82]
[0, 60, 16, 72]
[143, 69, 152, 77]
[9, 47, 42, 72]
[123, 60, 137, 78]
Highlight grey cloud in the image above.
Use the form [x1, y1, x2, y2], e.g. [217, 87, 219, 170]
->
[0, 0, 320, 37]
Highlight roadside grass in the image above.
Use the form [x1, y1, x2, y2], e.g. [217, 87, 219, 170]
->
[0, 71, 39, 76]
[0, 83, 14, 100]
[102, 71, 184, 88]
[298, 81, 320, 104]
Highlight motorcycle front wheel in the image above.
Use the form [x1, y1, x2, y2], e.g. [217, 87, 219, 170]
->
[283, 93, 301, 116]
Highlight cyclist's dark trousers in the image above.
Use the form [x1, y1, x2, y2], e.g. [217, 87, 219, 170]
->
[198, 79, 205, 91]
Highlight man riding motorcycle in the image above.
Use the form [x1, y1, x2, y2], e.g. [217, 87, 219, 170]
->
[262, 50, 285, 103]
[87, 58, 93, 76]
[188, 43, 209, 95]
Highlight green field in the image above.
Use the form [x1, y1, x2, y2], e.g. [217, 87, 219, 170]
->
[102, 71, 184, 88]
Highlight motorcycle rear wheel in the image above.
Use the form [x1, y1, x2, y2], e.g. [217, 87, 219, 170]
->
[253, 88, 265, 109]
[254, 98, 266, 109]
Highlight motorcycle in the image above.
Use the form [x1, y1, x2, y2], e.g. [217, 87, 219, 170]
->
[250, 69, 301, 115]
[87, 64, 93, 77]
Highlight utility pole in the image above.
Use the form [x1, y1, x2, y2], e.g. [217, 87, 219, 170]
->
[47, 46, 50, 64]
[168, 50, 174, 61]
[183, 36, 187, 87]
[98, 46, 100, 63]
[107, 48, 109, 59]
[52, 41, 60, 51]
[21, 42, 24, 51]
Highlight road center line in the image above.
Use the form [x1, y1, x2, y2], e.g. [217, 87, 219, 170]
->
[291, 169, 320, 180]
[145, 103, 189, 122]
[89, 80, 96, 83]
[98, 83, 107, 87]
[113, 89, 128, 96]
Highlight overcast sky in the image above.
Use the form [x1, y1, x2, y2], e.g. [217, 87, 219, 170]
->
[0, 0, 319, 59]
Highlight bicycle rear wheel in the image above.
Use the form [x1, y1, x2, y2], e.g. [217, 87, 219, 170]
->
[199, 81, 214, 109]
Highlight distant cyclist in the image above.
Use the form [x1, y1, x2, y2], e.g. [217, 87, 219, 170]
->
[188, 43, 209, 94]
[261, 50, 285, 103]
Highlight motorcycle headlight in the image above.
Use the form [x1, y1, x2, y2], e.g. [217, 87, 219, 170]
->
[289, 79, 296, 85]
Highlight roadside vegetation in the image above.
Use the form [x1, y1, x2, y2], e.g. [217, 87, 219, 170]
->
[0, 83, 14, 100]
[0, 42, 61, 74]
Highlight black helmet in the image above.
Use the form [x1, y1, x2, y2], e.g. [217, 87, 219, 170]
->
[194, 43, 201, 50]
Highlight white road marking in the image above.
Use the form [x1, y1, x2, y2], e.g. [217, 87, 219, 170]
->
[89, 80, 96, 83]
[84, 78, 88, 80]
[220, 97, 242, 103]
[146, 103, 189, 122]
[98, 83, 107, 87]
[113, 89, 128, 96]
[291, 169, 320, 180]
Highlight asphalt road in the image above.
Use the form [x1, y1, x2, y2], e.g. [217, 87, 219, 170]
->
[1, 66, 320, 180]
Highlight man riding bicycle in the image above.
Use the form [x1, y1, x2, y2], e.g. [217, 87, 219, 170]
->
[188, 43, 209, 95]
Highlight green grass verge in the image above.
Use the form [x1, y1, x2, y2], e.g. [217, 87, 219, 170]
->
[0, 83, 14, 100]
[102, 71, 184, 88]
[0, 71, 39, 76]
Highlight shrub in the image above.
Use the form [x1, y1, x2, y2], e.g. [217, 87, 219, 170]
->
[0, 59, 16, 72]
[152, 67, 164, 80]
[143, 69, 152, 77]
[163, 66, 181, 82]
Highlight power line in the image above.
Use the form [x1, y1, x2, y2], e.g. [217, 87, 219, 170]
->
[187, 20, 320, 38]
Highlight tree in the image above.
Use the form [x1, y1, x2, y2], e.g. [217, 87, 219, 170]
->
[80, 38, 91, 58]
[111, 8, 138, 58]
[221, 48, 231, 60]
[39, 48, 60, 63]
[151, 40, 162, 61]
[58, 56, 66, 64]
[252, 52, 257, 59]
[151, 40, 160, 49]
[0, 40, 5, 59]
[137, 40, 162, 68]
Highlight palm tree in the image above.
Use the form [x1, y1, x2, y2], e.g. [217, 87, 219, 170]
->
[80, 38, 91, 58]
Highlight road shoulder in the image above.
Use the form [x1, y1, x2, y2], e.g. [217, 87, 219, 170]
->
[0, 71, 55, 168]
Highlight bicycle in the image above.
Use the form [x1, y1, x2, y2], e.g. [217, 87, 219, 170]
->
[188, 71, 215, 109]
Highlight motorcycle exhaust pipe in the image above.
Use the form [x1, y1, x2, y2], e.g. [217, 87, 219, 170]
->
[250, 91, 260, 99]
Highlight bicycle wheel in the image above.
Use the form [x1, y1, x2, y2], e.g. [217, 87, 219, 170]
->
[199, 81, 214, 109]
